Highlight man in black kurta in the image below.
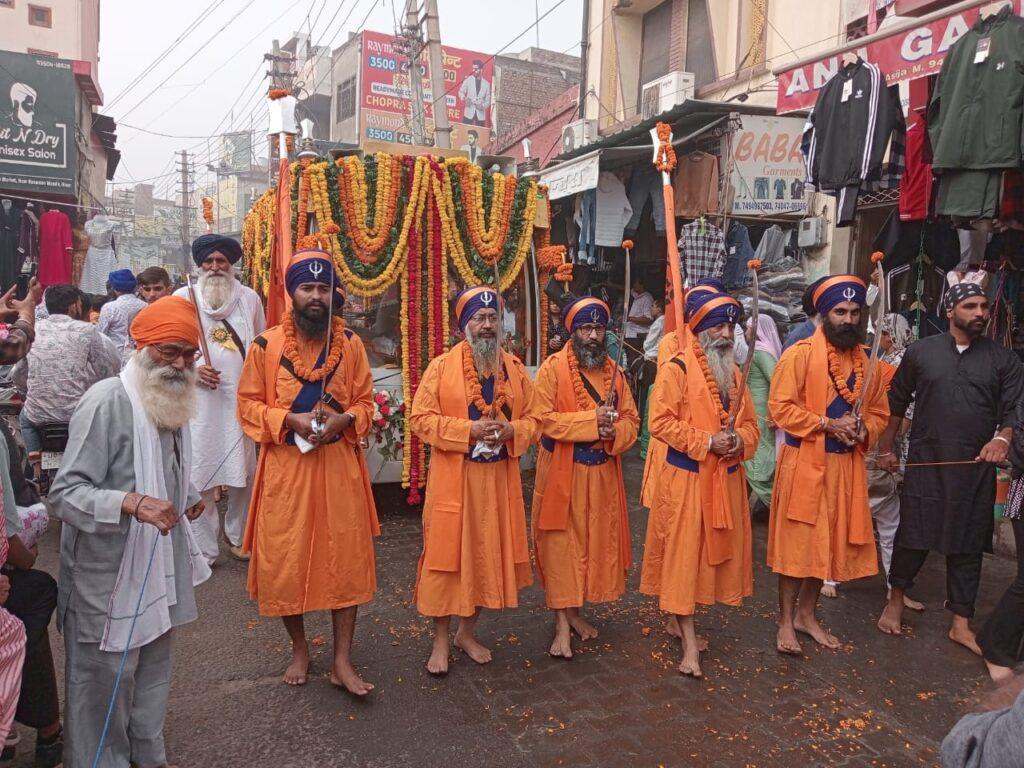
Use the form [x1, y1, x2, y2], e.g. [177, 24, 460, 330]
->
[876, 283, 1023, 653]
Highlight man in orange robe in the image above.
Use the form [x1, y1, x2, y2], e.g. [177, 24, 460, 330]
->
[640, 290, 758, 677]
[237, 249, 379, 695]
[768, 275, 889, 655]
[532, 296, 639, 658]
[410, 286, 541, 675]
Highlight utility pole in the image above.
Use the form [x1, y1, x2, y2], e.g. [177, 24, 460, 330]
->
[396, 1, 427, 146]
[423, 0, 450, 149]
[177, 149, 192, 273]
[265, 39, 296, 183]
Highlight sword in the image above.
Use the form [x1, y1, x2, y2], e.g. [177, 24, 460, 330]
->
[726, 259, 761, 440]
[605, 239, 633, 414]
[490, 259, 505, 426]
[185, 274, 212, 366]
[853, 253, 887, 431]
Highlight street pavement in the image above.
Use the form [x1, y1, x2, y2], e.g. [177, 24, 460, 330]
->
[18, 451, 1016, 768]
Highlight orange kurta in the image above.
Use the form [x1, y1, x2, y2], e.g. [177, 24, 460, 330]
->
[766, 329, 888, 582]
[410, 342, 541, 617]
[640, 341, 759, 616]
[238, 321, 379, 616]
[640, 329, 682, 508]
[530, 347, 639, 609]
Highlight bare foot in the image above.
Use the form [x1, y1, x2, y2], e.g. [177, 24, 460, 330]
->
[678, 647, 703, 678]
[794, 615, 841, 649]
[666, 616, 681, 639]
[282, 646, 310, 686]
[986, 659, 1015, 683]
[776, 625, 803, 655]
[877, 602, 904, 636]
[949, 625, 982, 657]
[820, 583, 838, 599]
[549, 622, 573, 659]
[903, 595, 925, 612]
[330, 660, 374, 697]
[426, 635, 450, 676]
[567, 614, 598, 641]
[453, 631, 493, 665]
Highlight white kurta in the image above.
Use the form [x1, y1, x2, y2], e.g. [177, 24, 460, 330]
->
[174, 283, 266, 491]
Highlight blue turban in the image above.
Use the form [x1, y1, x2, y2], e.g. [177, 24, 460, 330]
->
[108, 269, 137, 294]
[812, 275, 867, 317]
[562, 296, 610, 333]
[694, 277, 727, 293]
[286, 249, 345, 310]
[455, 286, 499, 331]
[687, 292, 741, 334]
[191, 233, 242, 267]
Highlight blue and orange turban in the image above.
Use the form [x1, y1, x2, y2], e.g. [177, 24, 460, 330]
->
[455, 286, 499, 331]
[562, 296, 610, 333]
[694, 277, 727, 293]
[687, 291, 742, 334]
[286, 249, 345, 310]
[812, 275, 866, 316]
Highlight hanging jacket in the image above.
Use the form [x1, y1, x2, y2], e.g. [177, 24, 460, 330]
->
[801, 58, 905, 193]
[928, 6, 1024, 172]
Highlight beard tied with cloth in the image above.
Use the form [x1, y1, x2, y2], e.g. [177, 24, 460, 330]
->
[766, 274, 888, 583]
[531, 296, 640, 611]
[640, 289, 758, 618]
[409, 286, 542, 618]
[236, 248, 379, 617]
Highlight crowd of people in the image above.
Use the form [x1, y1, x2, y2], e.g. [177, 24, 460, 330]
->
[0, 231, 1020, 766]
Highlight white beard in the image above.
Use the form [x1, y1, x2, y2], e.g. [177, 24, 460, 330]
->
[699, 331, 736, 395]
[132, 350, 198, 431]
[198, 267, 235, 311]
[466, 329, 497, 377]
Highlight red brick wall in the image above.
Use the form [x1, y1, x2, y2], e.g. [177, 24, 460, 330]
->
[493, 85, 579, 166]
[668, 0, 688, 73]
[494, 56, 579, 142]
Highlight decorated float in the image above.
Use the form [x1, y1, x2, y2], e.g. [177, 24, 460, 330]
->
[240, 100, 549, 502]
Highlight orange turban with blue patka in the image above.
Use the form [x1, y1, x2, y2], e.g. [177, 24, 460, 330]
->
[812, 275, 866, 316]
[455, 286, 498, 330]
[286, 249, 345, 309]
[130, 296, 200, 348]
[687, 293, 741, 334]
[562, 296, 610, 333]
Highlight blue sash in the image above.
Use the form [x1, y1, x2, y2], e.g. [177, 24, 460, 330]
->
[284, 344, 342, 447]
[666, 446, 739, 474]
[540, 435, 610, 466]
[784, 370, 856, 455]
[466, 372, 509, 463]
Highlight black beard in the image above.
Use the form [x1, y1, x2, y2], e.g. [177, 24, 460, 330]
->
[823, 318, 863, 350]
[952, 314, 986, 339]
[571, 335, 606, 370]
[293, 305, 329, 339]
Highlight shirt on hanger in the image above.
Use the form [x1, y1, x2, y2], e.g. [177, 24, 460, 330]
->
[678, 220, 726, 282]
[673, 152, 719, 218]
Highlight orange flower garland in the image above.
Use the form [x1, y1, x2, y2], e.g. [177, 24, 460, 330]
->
[567, 345, 613, 411]
[336, 153, 402, 263]
[462, 342, 507, 416]
[654, 122, 677, 173]
[827, 343, 864, 406]
[201, 197, 214, 229]
[691, 336, 736, 425]
[282, 314, 346, 382]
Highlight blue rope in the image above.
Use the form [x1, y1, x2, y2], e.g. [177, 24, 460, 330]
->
[90, 433, 244, 768]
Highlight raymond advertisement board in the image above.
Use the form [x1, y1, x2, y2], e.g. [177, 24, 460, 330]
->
[729, 115, 807, 216]
[360, 30, 493, 155]
[0, 51, 77, 195]
[776, 1, 1024, 114]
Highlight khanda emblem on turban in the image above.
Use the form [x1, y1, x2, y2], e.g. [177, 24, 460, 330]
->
[727, 306, 737, 322]
[589, 308, 601, 323]
[843, 287, 857, 302]
[308, 261, 324, 280]
[481, 291, 494, 306]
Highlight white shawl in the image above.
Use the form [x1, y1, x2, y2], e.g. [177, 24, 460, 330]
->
[101, 360, 211, 652]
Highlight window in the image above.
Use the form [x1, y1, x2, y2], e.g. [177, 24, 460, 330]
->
[736, 0, 767, 72]
[28, 4, 50, 26]
[0, 1, 14, 9]
[336, 76, 356, 122]
[639, 1, 673, 89]
[27, 48, 57, 57]
[685, 0, 717, 88]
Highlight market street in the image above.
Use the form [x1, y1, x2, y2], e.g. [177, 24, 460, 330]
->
[22, 454, 1010, 768]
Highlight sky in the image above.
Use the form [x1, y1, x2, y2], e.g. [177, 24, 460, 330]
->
[100, 0, 585, 200]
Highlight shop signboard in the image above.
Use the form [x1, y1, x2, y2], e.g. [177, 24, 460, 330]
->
[539, 150, 601, 201]
[0, 51, 77, 195]
[360, 30, 493, 152]
[220, 131, 252, 173]
[729, 115, 807, 216]
[776, 1, 1024, 114]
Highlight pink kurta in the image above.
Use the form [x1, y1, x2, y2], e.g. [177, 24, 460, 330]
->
[0, 535, 25, 745]
[38, 209, 72, 287]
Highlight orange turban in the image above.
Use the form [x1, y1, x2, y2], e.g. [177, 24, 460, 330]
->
[130, 296, 201, 348]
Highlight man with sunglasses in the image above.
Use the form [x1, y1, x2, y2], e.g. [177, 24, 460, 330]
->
[50, 296, 210, 768]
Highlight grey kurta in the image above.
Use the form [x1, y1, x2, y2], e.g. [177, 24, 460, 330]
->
[49, 377, 201, 768]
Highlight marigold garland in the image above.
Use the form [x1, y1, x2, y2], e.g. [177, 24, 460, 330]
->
[201, 197, 214, 229]
[567, 345, 613, 411]
[691, 336, 736, 425]
[827, 343, 864, 406]
[462, 341, 508, 416]
[281, 314, 346, 382]
[654, 122, 677, 173]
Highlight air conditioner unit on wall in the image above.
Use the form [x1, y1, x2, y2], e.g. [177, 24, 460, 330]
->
[641, 71, 695, 121]
[561, 119, 598, 154]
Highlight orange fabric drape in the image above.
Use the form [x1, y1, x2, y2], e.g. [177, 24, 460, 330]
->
[267, 156, 293, 327]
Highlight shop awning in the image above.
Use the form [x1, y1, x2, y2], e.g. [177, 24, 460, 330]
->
[539, 149, 601, 200]
[774, 0, 1020, 114]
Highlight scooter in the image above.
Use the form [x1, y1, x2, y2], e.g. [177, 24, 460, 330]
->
[36, 422, 69, 495]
